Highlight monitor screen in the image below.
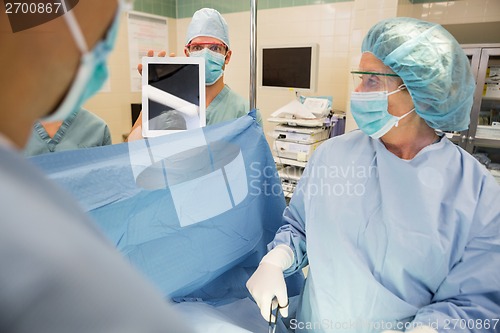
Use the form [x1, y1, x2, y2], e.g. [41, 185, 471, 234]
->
[141, 57, 206, 137]
[261, 44, 318, 91]
[131, 103, 141, 126]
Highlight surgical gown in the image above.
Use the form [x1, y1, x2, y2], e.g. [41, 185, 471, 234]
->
[0, 142, 193, 333]
[271, 130, 500, 332]
[206, 85, 262, 126]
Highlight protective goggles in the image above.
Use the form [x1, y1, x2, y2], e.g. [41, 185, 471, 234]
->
[351, 70, 400, 92]
[185, 42, 228, 55]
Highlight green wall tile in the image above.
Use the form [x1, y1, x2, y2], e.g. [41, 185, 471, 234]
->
[258, 0, 271, 10]
[294, 0, 310, 6]
[142, 1, 153, 14]
[280, 0, 295, 8]
[177, 3, 192, 18]
[153, 2, 162, 16]
[410, 0, 454, 3]
[132, 0, 143, 12]
[235, 0, 250, 12]
[134, 0, 353, 18]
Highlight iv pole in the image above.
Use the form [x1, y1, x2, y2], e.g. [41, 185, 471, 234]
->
[249, 0, 257, 111]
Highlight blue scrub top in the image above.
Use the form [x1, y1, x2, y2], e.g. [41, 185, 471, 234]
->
[206, 85, 262, 126]
[271, 130, 500, 333]
[24, 108, 112, 156]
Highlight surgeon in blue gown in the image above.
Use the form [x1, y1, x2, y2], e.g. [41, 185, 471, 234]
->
[247, 17, 500, 333]
[0, 1, 193, 332]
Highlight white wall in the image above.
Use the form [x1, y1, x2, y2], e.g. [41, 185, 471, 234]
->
[84, 0, 500, 144]
[398, 0, 500, 24]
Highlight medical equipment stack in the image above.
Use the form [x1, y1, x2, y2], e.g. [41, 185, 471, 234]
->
[268, 96, 345, 198]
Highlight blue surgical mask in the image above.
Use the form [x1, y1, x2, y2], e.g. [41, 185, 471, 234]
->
[189, 48, 225, 86]
[350, 85, 414, 139]
[43, 4, 121, 122]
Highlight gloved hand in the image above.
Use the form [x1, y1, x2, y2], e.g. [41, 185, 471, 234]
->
[246, 244, 295, 321]
[383, 326, 437, 333]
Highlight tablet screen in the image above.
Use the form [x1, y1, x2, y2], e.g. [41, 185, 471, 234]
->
[142, 57, 206, 137]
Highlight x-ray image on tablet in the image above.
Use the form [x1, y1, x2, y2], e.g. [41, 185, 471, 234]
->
[142, 57, 206, 137]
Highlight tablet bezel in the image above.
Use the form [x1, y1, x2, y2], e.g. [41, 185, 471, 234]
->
[141, 56, 206, 137]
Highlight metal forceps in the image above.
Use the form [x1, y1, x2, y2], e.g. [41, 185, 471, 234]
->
[268, 296, 288, 333]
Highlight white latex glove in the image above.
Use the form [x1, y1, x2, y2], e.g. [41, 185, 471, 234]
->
[383, 326, 437, 333]
[246, 244, 294, 321]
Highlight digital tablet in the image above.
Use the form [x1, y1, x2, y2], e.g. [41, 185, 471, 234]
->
[142, 57, 206, 137]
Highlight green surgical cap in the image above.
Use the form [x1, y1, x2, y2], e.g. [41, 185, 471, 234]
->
[186, 8, 230, 48]
[362, 17, 475, 131]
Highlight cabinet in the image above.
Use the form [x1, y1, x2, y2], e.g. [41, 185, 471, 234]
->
[450, 44, 500, 183]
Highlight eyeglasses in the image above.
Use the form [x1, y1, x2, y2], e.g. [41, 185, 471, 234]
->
[351, 70, 400, 92]
[185, 42, 228, 55]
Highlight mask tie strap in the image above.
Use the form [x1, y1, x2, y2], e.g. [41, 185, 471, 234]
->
[395, 108, 415, 127]
[386, 84, 407, 96]
[62, 5, 88, 53]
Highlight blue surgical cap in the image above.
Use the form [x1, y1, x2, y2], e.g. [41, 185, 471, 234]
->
[362, 17, 475, 131]
[186, 8, 230, 48]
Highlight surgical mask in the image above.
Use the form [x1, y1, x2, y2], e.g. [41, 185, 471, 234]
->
[189, 48, 225, 86]
[350, 85, 414, 139]
[43, 4, 121, 122]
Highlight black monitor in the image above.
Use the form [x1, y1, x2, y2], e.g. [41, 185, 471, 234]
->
[131, 103, 141, 126]
[261, 44, 318, 91]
